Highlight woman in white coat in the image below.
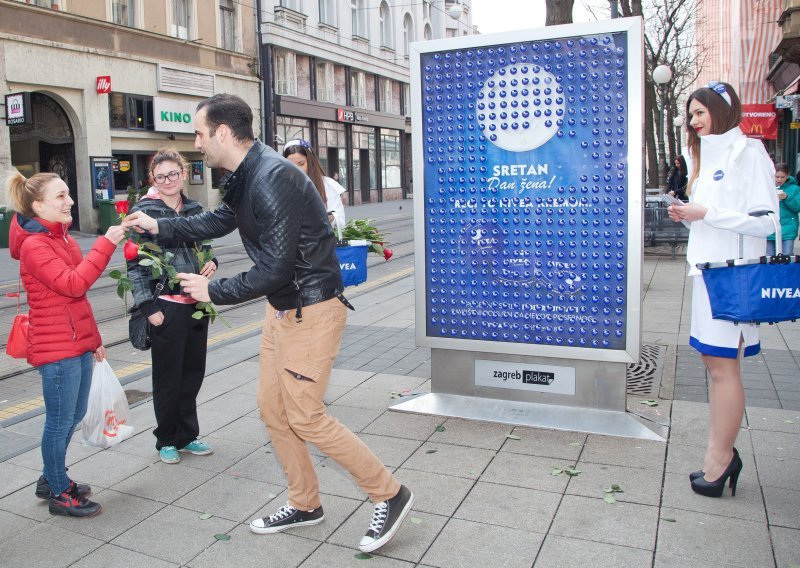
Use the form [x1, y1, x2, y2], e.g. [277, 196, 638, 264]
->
[282, 140, 346, 237]
[669, 82, 779, 497]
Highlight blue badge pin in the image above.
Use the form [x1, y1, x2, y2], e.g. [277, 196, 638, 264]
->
[713, 170, 725, 181]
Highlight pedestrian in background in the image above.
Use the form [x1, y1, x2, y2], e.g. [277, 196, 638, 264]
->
[666, 155, 688, 201]
[669, 81, 778, 498]
[123, 94, 413, 553]
[128, 148, 218, 464]
[283, 139, 346, 237]
[766, 162, 800, 256]
[7, 171, 125, 517]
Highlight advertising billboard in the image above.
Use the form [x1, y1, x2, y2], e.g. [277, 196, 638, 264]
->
[412, 18, 643, 365]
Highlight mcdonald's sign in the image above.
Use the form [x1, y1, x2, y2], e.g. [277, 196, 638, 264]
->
[740, 104, 777, 140]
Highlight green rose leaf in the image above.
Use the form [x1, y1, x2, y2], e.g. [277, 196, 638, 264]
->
[109, 269, 121, 279]
[603, 493, 616, 504]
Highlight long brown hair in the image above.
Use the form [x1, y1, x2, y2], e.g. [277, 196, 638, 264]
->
[684, 82, 742, 194]
[4, 170, 60, 218]
[283, 142, 327, 206]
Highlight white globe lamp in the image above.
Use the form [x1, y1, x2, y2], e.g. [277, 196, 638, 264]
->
[448, 2, 464, 19]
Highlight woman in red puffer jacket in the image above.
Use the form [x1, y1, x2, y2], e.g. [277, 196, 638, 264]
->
[7, 170, 124, 518]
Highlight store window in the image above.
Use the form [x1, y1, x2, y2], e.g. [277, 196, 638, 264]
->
[352, 125, 376, 202]
[281, 0, 302, 10]
[380, 129, 401, 189]
[111, 0, 137, 27]
[316, 61, 335, 103]
[275, 117, 310, 152]
[109, 92, 154, 130]
[317, 120, 347, 188]
[379, 1, 393, 49]
[171, 0, 192, 40]
[275, 50, 298, 96]
[219, 0, 236, 51]
[402, 83, 410, 116]
[378, 78, 393, 114]
[319, 0, 335, 26]
[403, 13, 415, 57]
[350, 71, 367, 108]
[351, 0, 367, 39]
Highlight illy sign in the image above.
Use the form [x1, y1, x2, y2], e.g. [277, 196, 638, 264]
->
[96, 76, 111, 94]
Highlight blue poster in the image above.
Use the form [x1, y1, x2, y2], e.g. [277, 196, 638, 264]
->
[415, 21, 642, 359]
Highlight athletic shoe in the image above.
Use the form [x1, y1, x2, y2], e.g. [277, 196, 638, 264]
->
[48, 487, 102, 518]
[359, 485, 414, 553]
[249, 503, 324, 534]
[179, 440, 213, 455]
[159, 446, 180, 464]
[35, 476, 91, 500]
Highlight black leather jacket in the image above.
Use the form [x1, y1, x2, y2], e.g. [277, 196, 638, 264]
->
[157, 140, 343, 310]
[128, 195, 215, 317]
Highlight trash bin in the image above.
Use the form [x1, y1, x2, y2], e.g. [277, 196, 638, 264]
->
[97, 199, 117, 234]
[0, 206, 13, 248]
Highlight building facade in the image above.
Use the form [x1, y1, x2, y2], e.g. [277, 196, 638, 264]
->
[768, 0, 800, 172]
[259, 0, 475, 205]
[1, 0, 261, 232]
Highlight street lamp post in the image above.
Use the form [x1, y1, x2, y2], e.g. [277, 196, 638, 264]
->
[673, 115, 685, 156]
[652, 65, 673, 189]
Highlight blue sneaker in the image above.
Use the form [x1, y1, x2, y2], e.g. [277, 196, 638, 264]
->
[180, 440, 213, 455]
[159, 446, 180, 464]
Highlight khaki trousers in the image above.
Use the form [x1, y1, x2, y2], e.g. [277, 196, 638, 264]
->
[257, 297, 399, 510]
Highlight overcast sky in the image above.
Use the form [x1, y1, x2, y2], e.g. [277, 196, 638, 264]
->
[469, 0, 599, 34]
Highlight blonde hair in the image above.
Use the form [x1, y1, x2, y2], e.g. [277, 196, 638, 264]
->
[4, 170, 60, 217]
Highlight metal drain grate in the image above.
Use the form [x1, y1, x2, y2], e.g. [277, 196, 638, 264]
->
[626, 343, 665, 397]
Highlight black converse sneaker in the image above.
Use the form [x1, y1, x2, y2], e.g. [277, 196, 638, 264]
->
[359, 485, 414, 553]
[35, 476, 91, 500]
[249, 503, 324, 534]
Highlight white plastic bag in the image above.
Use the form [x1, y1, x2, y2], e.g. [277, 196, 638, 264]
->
[80, 359, 134, 447]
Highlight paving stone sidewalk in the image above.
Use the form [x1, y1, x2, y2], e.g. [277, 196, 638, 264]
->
[0, 257, 798, 567]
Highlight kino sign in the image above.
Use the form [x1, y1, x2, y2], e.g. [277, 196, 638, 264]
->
[153, 96, 199, 134]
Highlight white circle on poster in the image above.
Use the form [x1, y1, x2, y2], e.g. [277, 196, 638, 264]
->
[477, 63, 564, 152]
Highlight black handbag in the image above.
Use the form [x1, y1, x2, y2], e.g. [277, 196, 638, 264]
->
[128, 276, 168, 351]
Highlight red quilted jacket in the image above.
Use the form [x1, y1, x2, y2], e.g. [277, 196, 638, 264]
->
[9, 214, 116, 367]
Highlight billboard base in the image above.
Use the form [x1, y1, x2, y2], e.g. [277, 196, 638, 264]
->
[390, 392, 665, 441]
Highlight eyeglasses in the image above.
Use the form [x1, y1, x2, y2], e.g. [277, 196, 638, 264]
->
[153, 170, 181, 184]
[705, 81, 732, 106]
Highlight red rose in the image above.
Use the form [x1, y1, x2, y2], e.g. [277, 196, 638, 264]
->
[123, 239, 140, 261]
[115, 200, 129, 215]
[383, 247, 393, 261]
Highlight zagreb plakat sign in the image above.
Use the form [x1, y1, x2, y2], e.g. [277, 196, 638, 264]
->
[411, 18, 643, 364]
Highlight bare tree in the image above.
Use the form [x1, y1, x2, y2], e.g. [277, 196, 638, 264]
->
[644, 0, 706, 187]
[584, 0, 704, 188]
[545, 0, 574, 25]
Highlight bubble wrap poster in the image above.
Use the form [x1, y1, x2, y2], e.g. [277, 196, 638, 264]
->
[413, 20, 643, 362]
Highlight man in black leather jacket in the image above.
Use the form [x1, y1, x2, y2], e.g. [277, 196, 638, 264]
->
[123, 94, 413, 553]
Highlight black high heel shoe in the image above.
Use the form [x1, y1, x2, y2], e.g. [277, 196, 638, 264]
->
[690, 450, 743, 497]
[689, 447, 739, 482]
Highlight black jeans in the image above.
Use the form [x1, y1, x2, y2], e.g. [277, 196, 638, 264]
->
[150, 301, 209, 450]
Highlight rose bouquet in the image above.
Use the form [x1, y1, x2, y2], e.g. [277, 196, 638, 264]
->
[340, 219, 393, 261]
[108, 204, 225, 324]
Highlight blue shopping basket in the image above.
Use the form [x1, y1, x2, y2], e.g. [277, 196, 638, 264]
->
[698, 212, 800, 324]
[335, 244, 368, 287]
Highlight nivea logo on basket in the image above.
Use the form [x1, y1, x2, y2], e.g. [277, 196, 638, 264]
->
[761, 287, 800, 299]
[713, 170, 725, 181]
